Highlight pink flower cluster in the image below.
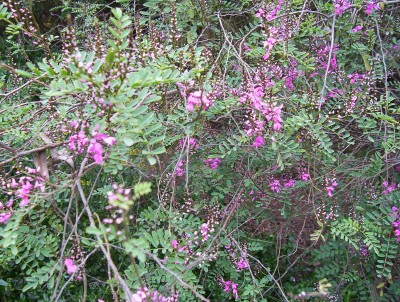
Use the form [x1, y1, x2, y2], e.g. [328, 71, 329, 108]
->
[204, 158, 221, 170]
[200, 222, 210, 241]
[391, 207, 400, 242]
[174, 160, 185, 176]
[132, 287, 177, 302]
[171, 239, 188, 252]
[252, 135, 266, 148]
[64, 258, 82, 280]
[187, 91, 213, 112]
[64, 258, 78, 274]
[314, 43, 339, 75]
[269, 175, 299, 193]
[262, 27, 281, 61]
[382, 181, 398, 195]
[266, 167, 311, 194]
[69, 124, 116, 164]
[236, 258, 248, 270]
[299, 169, 310, 181]
[347, 72, 365, 84]
[359, 245, 369, 256]
[0, 211, 12, 224]
[9, 168, 44, 206]
[255, 1, 283, 21]
[0, 168, 47, 224]
[238, 84, 283, 134]
[326, 178, 338, 197]
[220, 279, 239, 299]
[334, 0, 351, 16]
[179, 137, 199, 151]
[365, 1, 380, 14]
[352, 25, 363, 32]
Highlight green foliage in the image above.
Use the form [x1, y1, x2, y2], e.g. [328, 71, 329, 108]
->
[1, 0, 400, 301]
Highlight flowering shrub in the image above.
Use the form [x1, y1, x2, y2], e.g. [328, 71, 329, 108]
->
[0, 0, 399, 301]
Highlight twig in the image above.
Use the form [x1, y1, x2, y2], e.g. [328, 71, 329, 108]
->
[76, 179, 134, 301]
[146, 252, 210, 302]
[0, 141, 67, 166]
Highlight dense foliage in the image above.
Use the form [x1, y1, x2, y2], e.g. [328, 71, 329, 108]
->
[0, 0, 400, 301]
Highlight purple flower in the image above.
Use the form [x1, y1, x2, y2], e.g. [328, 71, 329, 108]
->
[204, 158, 221, 170]
[326, 179, 338, 197]
[352, 25, 363, 32]
[174, 160, 185, 176]
[220, 279, 239, 299]
[365, 1, 380, 14]
[334, 0, 351, 15]
[284, 179, 295, 188]
[236, 258, 248, 270]
[269, 179, 282, 193]
[252, 135, 266, 148]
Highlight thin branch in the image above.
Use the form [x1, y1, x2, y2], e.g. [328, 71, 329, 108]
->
[0, 141, 67, 166]
[146, 252, 210, 302]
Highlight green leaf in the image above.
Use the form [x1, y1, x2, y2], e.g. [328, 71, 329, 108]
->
[106, 50, 116, 65]
[113, 8, 123, 20]
[134, 182, 151, 197]
[14, 69, 33, 78]
[147, 157, 157, 165]
[86, 226, 103, 236]
[123, 137, 134, 146]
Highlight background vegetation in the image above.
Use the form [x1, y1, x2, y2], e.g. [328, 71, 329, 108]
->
[0, 0, 400, 301]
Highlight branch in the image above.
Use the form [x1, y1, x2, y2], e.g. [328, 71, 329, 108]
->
[0, 141, 67, 166]
[146, 252, 210, 302]
[0, 141, 17, 154]
[76, 178, 134, 302]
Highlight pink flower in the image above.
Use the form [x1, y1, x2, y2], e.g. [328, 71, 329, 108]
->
[70, 120, 79, 129]
[334, 0, 351, 15]
[0, 213, 12, 224]
[172, 239, 178, 249]
[10, 178, 18, 188]
[300, 171, 309, 181]
[220, 279, 239, 299]
[365, 1, 379, 14]
[200, 223, 209, 239]
[236, 258, 248, 270]
[252, 135, 266, 148]
[352, 25, 363, 32]
[382, 181, 396, 195]
[204, 158, 221, 170]
[255, 8, 265, 18]
[179, 137, 199, 150]
[103, 136, 116, 146]
[326, 180, 338, 197]
[88, 141, 103, 164]
[284, 179, 295, 188]
[269, 179, 282, 193]
[175, 160, 185, 176]
[64, 258, 78, 274]
[263, 37, 277, 50]
[187, 91, 213, 111]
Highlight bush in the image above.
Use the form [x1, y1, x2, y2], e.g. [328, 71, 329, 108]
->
[0, 0, 399, 301]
